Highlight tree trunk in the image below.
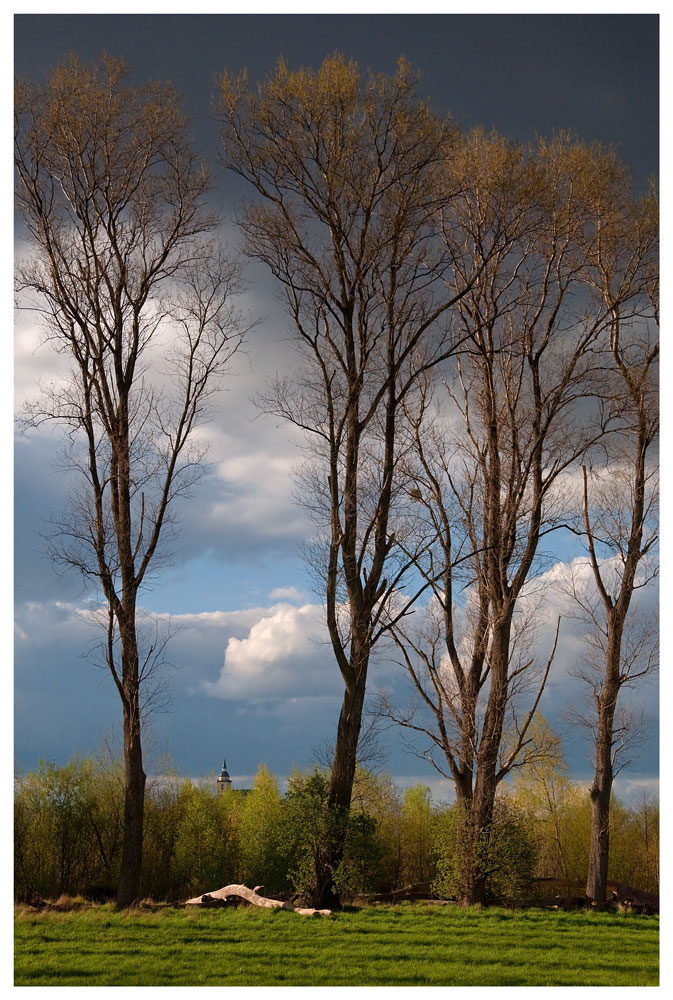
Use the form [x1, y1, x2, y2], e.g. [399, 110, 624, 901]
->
[116, 703, 145, 908]
[458, 622, 510, 905]
[587, 783, 611, 908]
[457, 796, 494, 906]
[461, 867, 488, 906]
[318, 670, 367, 909]
[586, 706, 615, 907]
[116, 625, 146, 909]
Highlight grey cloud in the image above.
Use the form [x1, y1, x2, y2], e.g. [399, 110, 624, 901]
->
[15, 273, 312, 592]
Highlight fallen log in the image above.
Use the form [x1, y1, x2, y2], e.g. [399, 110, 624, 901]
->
[185, 883, 331, 917]
[535, 895, 589, 911]
[608, 883, 659, 914]
[532, 877, 658, 914]
[354, 881, 435, 904]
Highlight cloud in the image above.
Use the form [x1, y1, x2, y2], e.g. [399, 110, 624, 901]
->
[14, 268, 311, 582]
[203, 443, 308, 553]
[612, 776, 659, 803]
[382, 553, 658, 780]
[394, 774, 456, 804]
[510, 557, 658, 726]
[14, 598, 123, 767]
[268, 585, 305, 602]
[15, 599, 100, 651]
[14, 308, 72, 414]
[14, 571, 657, 783]
[13, 594, 342, 772]
[204, 601, 339, 702]
[155, 606, 274, 631]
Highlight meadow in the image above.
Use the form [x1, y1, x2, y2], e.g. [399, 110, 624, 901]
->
[14, 902, 659, 987]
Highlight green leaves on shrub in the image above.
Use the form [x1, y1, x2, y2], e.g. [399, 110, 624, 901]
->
[433, 798, 538, 903]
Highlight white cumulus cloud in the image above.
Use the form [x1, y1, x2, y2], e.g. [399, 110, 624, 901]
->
[203, 601, 339, 702]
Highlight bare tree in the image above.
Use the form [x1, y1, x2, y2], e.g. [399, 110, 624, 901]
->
[216, 54, 479, 907]
[15, 54, 246, 907]
[381, 133, 639, 904]
[567, 182, 658, 907]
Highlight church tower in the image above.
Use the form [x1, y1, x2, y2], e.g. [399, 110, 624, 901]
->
[217, 759, 232, 795]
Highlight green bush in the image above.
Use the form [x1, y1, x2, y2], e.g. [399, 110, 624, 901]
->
[400, 784, 436, 885]
[170, 781, 238, 898]
[433, 797, 538, 903]
[351, 769, 403, 891]
[14, 753, 658, 904]
[140, 773, 188, 901]
[14, 756, 123, 901]
[238, 764, 289, 895]
[283, 768, 381, 905]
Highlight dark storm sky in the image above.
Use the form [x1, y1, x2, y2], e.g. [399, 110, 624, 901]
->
[15, 14, 658, 187]
[14, 14, 659, 790]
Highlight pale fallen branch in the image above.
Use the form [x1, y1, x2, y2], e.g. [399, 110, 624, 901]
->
[185, 883, 331, 916]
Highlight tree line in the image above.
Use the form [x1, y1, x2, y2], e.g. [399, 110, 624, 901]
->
[15, 53, 658, 909]
[14, 750, 658, 906]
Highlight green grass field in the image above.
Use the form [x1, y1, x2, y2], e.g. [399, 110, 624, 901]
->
[14, 903, 659, 987]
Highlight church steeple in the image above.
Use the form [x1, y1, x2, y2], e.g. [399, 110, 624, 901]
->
[217, 758, 232, 795]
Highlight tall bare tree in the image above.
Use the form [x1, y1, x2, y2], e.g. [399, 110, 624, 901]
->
[15, 55, 245, 907]
[568, 181, 658, 907]
[382, 134, 638, 903]
[216, 53, 477, 907]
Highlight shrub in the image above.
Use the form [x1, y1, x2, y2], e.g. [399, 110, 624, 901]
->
[283, 768, 381, 905]
[14, 756, 120, 901]
[433, 797, 538, 903]
[238, 764, 289, 895]
[400, 784, 436, 885]
[170, 781, 241, 899]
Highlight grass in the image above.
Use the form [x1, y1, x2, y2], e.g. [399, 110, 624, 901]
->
[14, 902, 659, 987]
